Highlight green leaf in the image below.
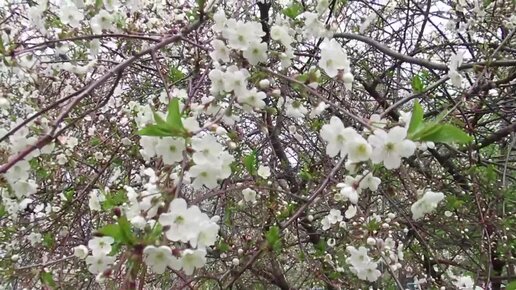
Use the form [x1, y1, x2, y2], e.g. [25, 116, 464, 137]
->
[166, 98, 184, 130]
[146, 223, 163, 243]
[117, 216, 136, 245]
[169, 66, 186, 83]
[0, 204, 6, 218]
[419, 124, 473, 144]
[411, 75, 424, 93]
[314, 239, 327, 256]
[98, 217, 135, 245]
[40, 271, 56, 289]
[43, 233, 55, 249]
[217, 241, 230, 253]
[137, 124, 172, 137]
[265, 226, 282, 253]
[102, 190, 128, 211]
[153, 111, 168, 126]
[410, 121, 442, 141]
[407, 101, 424, 135]
[98, 224, 121, 240]
[95, 0, 103, 9]
[0, 37, 4, 55]
[282, 2, 303, 19]
[506, 281, 516, 290]
[243, 150, 258, 175]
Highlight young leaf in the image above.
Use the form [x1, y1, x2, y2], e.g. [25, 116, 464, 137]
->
[117, 216, 136, 245]
[137, 124, 171, 137]
[411, 75, 424, 93]
[40, 271, 57, 289]
[153, 111, 167, 126]
[243, 150, 258, 175]
[265, 226, 282, 253]
[166, 98, 184, 130]
[407, 101, 424, 136]
[169, 66, 186, 83]
[282, 2, 303, 19]
[98, 223, 122, 241]
[98, 217, 135, 245]
[419, 124, 473, 144]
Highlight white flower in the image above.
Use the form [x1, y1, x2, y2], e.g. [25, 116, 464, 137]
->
[56, 153, 68, 165]
[411, 190, 445, 220]
[190, 221, 220, 249]
[73, 245, 89, 259]
[346, 246, 370, 267]
[448, 69, 463, 88]
[270, 25, 293, 47]
[454, 276, 482, 290]
[285, 99, 308, 118]
[59, 6, 84, 28]
[223, 68, 249, 97]
[347, 136, 372, 162]
[301, 12, 328, 38]
[27, 232, 42, 246]
[11, 179, 37, 199]
[356, 261, 381, 282]
[225, 21, 265, 51]
[210, 39, 230, 62]
[213, 10, 227, 32]
[209, 68, 226, 95]
[328, 209, 343, 223]
[88, 236, 114, 255]
[320, 116, 359, 157]
[257, 165, 271, 179]
[191, 134, 224, 164]
[143, 246, 179, 274]
[159, 198, 197, 242]
[242, 188, 257, 203]
[358, 171, 381, 191]
[309, 102, 329, 118]
[88, 189, 105, 212]
[85, 254, 115, 274]
[237, 88, 266, 109]
[90, 10, 112, 34]
[448, 52, 464, 88]
[342, 72, 354, 90]
[368, 126, 416, 169]
[243, 41, 268, 65]
[345, 205, 357, 219]
[337, 184, 359, 204]
[183, 116, 201, 133]
[319, 38, 350, 78]
[155, 137, 185, 165]
[321, 216, 331, 230]
[181, 249, 207, 275]
[189, 162, 220, 189]
[139, 136, 159, 160]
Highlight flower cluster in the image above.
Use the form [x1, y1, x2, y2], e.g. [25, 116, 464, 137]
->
[189, 133, 234, 189]
[82, 237, 116, 274]
[144, 198, 219, 275]
[123, 168, 163, 228]
[321, 209, 344, 230]
[346, 246, 382, 282]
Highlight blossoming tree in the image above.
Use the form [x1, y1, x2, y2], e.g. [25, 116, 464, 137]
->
[0, 0, 515, 289]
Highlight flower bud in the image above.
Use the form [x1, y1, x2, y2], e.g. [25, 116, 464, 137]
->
[258, 79, 270, 89]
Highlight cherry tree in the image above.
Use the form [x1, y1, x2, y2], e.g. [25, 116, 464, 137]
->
[0, 0, 515, 289]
